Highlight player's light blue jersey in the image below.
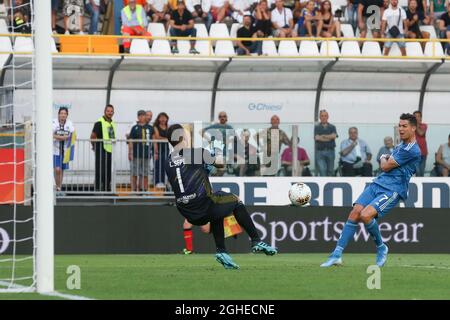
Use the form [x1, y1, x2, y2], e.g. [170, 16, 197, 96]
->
[372, 141, 421, 200]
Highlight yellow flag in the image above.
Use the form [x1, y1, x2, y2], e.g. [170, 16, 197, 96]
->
[224, 215, 243, 238]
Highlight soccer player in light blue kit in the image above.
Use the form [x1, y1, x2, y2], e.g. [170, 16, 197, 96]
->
[321, 113, 421, 267]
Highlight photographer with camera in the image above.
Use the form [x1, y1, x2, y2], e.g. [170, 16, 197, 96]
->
[340, 127, 373, 177]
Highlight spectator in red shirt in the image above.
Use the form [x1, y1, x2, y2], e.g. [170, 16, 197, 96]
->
[413, 110, 428, 176]
[281, 139, 311, 176]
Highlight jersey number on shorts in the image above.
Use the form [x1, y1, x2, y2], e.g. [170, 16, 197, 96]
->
[176, 168, 185, 193]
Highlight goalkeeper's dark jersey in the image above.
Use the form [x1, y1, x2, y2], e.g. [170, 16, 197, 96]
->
[165, 148, 216, 221]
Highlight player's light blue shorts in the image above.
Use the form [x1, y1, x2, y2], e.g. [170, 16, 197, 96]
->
[354, 183, 400, 218]
[53, 155, 69, 170]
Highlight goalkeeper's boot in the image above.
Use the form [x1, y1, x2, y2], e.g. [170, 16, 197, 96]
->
[252, 241, 278, 256]
[376, 244, 389, 267]
[320, 251, 343, 267]
[215, 252, 240, 270]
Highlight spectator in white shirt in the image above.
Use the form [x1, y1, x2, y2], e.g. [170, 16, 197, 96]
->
[148, 0, 171, 25]
[186, 0, 213, 28]
[381, 0, 408, 56]
[230, 0, 253, 23]
[210, 0, 231, 23]
[271, 0, 296, 37]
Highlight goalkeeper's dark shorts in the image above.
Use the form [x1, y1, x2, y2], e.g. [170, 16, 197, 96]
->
[183, 191, 242, 226]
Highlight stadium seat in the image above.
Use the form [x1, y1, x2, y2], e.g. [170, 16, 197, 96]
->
[0, 18, 8, 34]
[406, 42, 424, 57]
[209, 23, 230, 38]
[262, 40, 278, 56]
[361, 41, 382, 56]
[148, 23, 166, 37]
[194, 24, 209, 38]
[151, 40, 171, 55]
[0, 36, 11, 68]
[424, 41, 445, 57]
[195, 40, 213, 55]
[278, 40, 299, 56]
[299, 40, 320, 56]
[13, 36, 33, 52]
[51, 38, 58, 53]
[340, 41, 361, 56]
[341, 24, 355, 38]
[320, 40, 340, 56]
[230, 23, 241, 39]
[388, 43, 402, 56]
[176, 40, 192, 55]
[214, 40, 235, 56]
[130, 39, 151, 54]
[420, 25, 437, 39]
[399, 0, 408, 7]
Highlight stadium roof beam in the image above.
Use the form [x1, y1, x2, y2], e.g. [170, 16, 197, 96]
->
[106, 56, 123, 106]
[418, 60, 444, 114]
[314, 58, 338, 122]
[210, 58, 231, 122]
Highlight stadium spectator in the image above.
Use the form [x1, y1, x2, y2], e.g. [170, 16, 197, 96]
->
[430, 0, 448, 24]
[121, 0, 152, 53]
[415, 0, 431, 24]
[8, 0, 31, 33]
[148, 0, 171, 25]
[438, 2, 450, 55]
[53, 107, 75, 193]
[381, 0, 408, 56]
[256, 115, 291, 176]
[63, 0, 85, 34]
[185, 0, 213, 29]
[169, 0, 200, 54]
[345, 0, 359, 30]
[358, 0, 384, 41]
[114, 0, 125, 35]
[320, 0, 342, 38]
[203, 111, 234, 176]
[406, 0, 430, 50]
[297, 0, 322, 37]
[91, 105, 116, 192]
[292, 0, 303, 24]
[210, 0, 231, 23]
[254, 0, 272, 36]
[340, 126, 373, 177]
[230, 0, 253, 23]
[153, 112, 169, 188]
[413, 110, 428, 176]
[281, 138, 311, 176]
[52, 0, 59, 34]
[85, 0, 102, 35]
[376, 136, 394, 166]
[145, 110, 153, 125]
[436, 133, 450, 176]
[271, 0, 296, 38]
[314, 109, 337, 176]
[233, 129, 259, 176]
[129, 110, 154, 192]
[236, 13, 264, 55]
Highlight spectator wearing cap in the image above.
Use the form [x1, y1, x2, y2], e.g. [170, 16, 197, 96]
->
[314, 109, 337, 176]
[121, 0, 152, 53]
[236, 12, 264, 55]
[129, 110, 155, 192]
[169, 0, 200, 54]
[413, 110, 428, 176]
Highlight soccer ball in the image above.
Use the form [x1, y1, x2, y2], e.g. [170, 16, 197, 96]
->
[289, 182, 311, 206]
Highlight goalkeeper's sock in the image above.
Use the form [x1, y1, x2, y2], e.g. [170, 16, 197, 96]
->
[332, 219, 359, 257]
[365, 219, 383, 247]
[233, 204, 261, 244]
[183, 228, 193, 252]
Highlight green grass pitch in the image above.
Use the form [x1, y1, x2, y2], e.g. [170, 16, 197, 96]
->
[1, 254, 450, 300]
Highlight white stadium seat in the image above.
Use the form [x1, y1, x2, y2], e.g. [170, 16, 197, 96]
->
[130, 39, 151, 54]
[176, 40, 192, 55]
[195, 40, 213, 55]
[320, 40, 340, 56]
[420, 25, 437, 39]
[0, 18, 8, 34]
[406, 42, 424, 57]
[0, 36, 11, 68]
[340, 41, 361, 56]
[194, 24, 209, 38]
[230, 23, 241, 39]
[214, 40, 235, 56]
[151, 40, 171, 55]
[148, 23, 166, 37]
[209, 23, 230, 38]
[424, 41, 445, 57]
[361, 41, 382, 56]
[13, 36, 33, 52]
[278, 40, 299, 56]
[341, 24, 355, 38]
[51, 38, 58, 53]
[299, 40, 320, 56]
[262, 40, 278, 56]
